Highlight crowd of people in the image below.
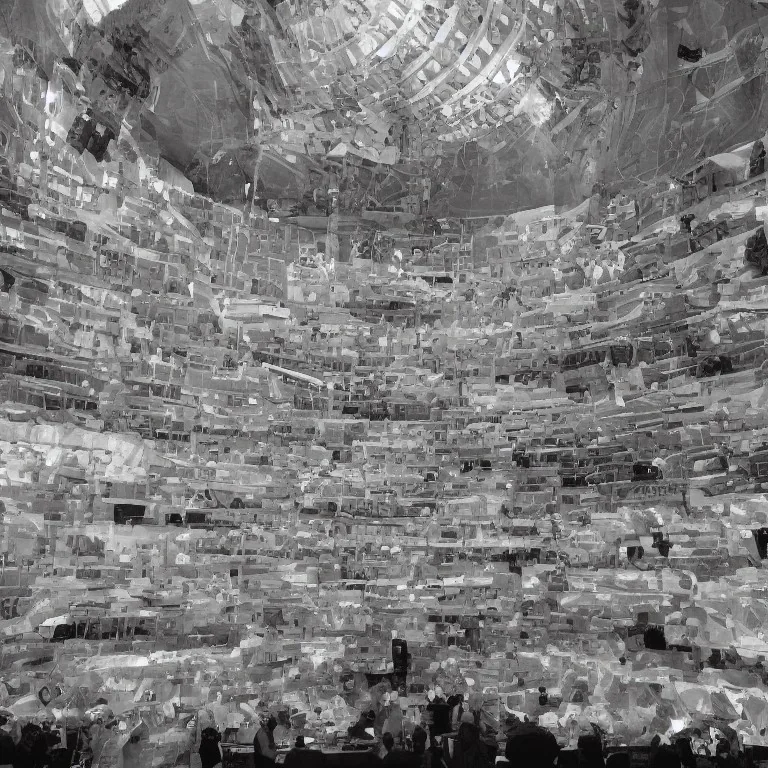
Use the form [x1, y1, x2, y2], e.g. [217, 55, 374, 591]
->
[0, 706, 132, 768]
[0, 708, 749, 768]
[0, 714, 105, 768]
[196, 711, 748, 768]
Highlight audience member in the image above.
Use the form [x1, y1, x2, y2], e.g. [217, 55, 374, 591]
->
[0, 716, 15, 768]
[577, 734, 606, 768]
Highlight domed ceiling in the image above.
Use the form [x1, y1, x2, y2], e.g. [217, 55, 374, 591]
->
[6, 0, 768, 217]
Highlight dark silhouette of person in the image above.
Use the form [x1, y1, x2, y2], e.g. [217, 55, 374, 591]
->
[381, 731, 413, 768]
[0, 716, 15, 768]
[577, 734, 605, 768]
[40, 723, 60, 755]
[714, 739, 738, 768]
[672, 737, 696, 768]
[13, 724, 45, 768]
[383, 728, 426, 768]
[31, 723, 52, 768]
[382, 732, 397, 765]
[199, 727, 222, 768]
[427, 700, 451, 738]
[426, 733, 447, 768]
[450, 713, 490, 768]
[253, 715, 278, 768]
[412, 727, 430, 768]
[501, 721, 559, 768]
